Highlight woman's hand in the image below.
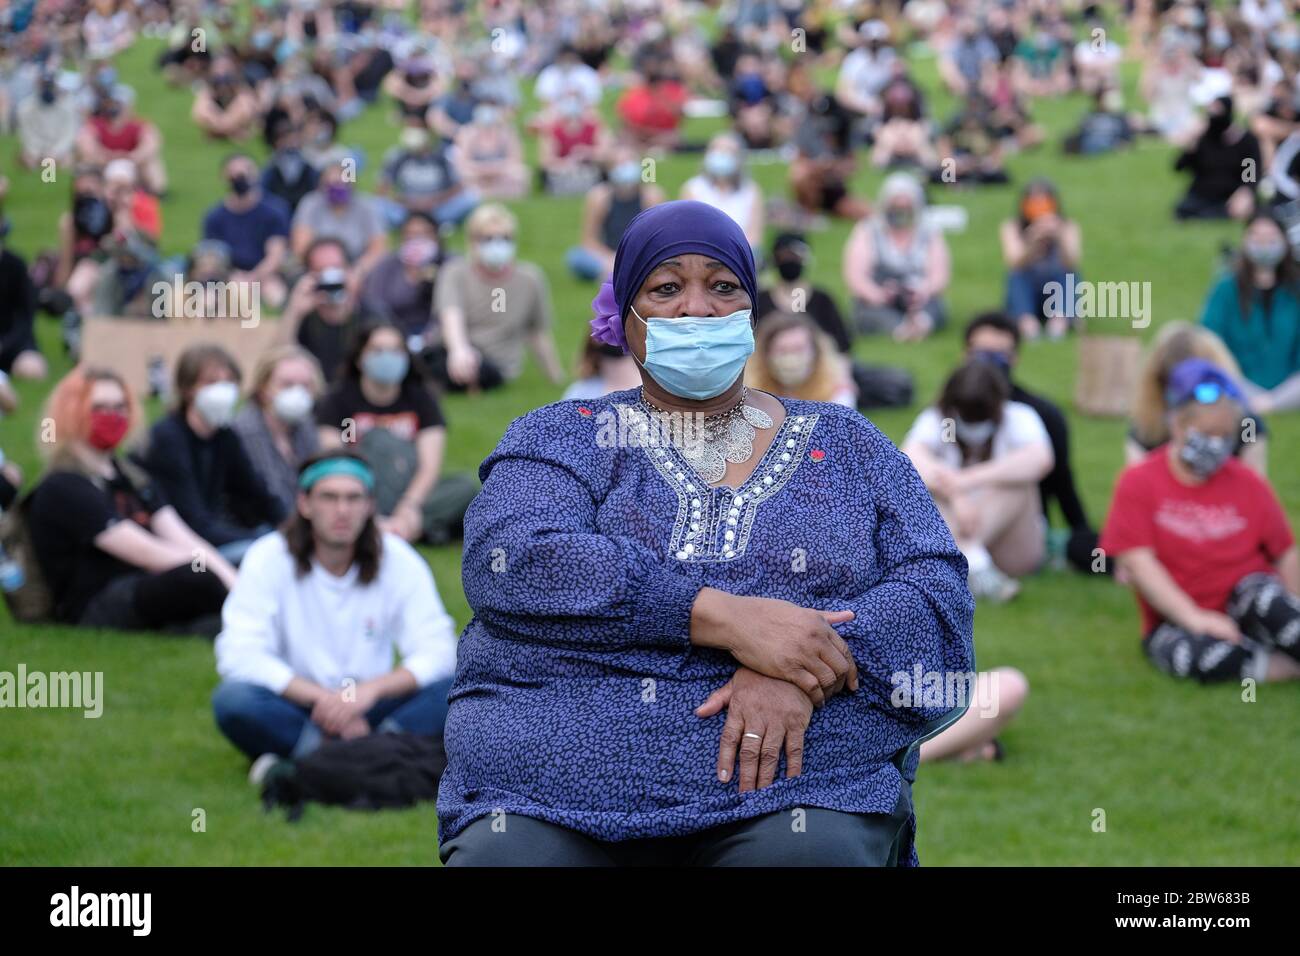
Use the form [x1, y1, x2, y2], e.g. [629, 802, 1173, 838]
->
[690, 589, 859, 706]
[696, 667, 814, 790]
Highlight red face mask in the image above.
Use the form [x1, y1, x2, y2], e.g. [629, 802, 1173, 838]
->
[86, 409, 130, 450]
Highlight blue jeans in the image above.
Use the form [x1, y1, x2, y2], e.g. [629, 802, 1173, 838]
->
[566, 246, 607, 281]
[373, 191, 481, 230]
[1006, 263, 1074, 325]
[216, 526, 274, 567]
[212, 677, 454, 760]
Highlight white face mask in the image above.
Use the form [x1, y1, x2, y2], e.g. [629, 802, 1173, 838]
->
[478, 237, 515, 268]
[194, 381, 240, 428]
[954, 416, 996, 445]
[769, 352, 814, 386]
[271, 384, 313, 424]
[400, 128, 429, 151]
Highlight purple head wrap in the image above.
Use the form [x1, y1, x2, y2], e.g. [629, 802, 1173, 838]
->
[589, 200, 758, 351]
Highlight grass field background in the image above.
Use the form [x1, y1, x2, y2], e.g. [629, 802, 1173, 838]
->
[2, 27, 1298, 865]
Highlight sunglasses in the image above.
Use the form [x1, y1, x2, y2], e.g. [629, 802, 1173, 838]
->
[1192, 381, 1226, 404]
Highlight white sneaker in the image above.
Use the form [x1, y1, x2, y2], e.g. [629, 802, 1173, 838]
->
[969, 565, 1021, 604]
[248, 753, 283, 787]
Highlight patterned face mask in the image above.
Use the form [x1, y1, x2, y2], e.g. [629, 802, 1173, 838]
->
[1178, 428, 1235, 479]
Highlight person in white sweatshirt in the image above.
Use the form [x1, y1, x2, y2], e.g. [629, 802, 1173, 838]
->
[212, 448, 459, 762]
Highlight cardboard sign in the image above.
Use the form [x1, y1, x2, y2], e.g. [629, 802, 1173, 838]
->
[80, 316, 287, 401]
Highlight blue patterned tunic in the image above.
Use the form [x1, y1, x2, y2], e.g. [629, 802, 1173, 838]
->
[436, 388, 975, 864]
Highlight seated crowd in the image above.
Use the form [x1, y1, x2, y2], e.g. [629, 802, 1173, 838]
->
[2, 0, 1300, 798]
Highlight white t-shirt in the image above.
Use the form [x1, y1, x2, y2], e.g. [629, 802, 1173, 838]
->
[534, 62, 603, 109]
[682, 174, 758, 236]
[838, 46, 897, 99]
[903, 401, 1050, 469]
[215, 531, 458, 694]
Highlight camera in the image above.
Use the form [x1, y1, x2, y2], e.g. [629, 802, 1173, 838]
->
[316, 267, 348, 304]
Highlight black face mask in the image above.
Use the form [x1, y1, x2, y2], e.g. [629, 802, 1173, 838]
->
[970, 349, 1013, 380]
[1206, 98, 1234, 138]
[73, 194, 113, 239]
[229, 174, 252, 196]
[776, 259, 805, 281]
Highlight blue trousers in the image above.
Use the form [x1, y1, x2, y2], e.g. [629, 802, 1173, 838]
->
[566, 246, 607, 281]
[1006, 263, 1074, 325]
[212, 677, 453, 760]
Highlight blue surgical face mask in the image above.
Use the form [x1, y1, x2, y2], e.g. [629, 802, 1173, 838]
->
[630, 306, 755, 400]
[703, 150, 739, 179]
[362, 349, 409, 385]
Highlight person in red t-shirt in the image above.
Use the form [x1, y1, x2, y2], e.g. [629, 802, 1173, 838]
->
[1100, 358, 1300, 683]
[76, 85, 167, 196]
[616, 66, 688, 153]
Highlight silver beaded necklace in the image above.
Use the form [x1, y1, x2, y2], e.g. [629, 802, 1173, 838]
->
[639, 386, 774, 484]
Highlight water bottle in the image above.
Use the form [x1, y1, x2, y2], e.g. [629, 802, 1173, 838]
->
[0, 541, 24, 594]
[147, 356, 169, 401]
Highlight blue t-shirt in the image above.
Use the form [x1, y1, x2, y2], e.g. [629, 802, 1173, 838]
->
[201, 194, 292, 272]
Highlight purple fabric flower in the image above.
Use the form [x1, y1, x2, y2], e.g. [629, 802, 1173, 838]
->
[589, 278, 626, 351]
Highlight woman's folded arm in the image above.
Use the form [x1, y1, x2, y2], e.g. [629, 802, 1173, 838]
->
[828, 428, 976, 723]
[462, 411, 702, 652]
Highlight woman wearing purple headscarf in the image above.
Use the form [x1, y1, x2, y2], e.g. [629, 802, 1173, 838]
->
[437, 201, 973, 866]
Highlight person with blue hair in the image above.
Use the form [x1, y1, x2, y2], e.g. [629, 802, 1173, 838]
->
[437, 200, 974, 866]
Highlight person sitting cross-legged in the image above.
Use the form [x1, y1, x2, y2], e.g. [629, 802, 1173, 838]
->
[902, 360, 1054, 604]
[212, 448, 459, 767]
[1100, 358, 1300, 684]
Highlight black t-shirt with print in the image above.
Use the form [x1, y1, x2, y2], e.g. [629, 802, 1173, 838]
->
[315, 378, 446, 443]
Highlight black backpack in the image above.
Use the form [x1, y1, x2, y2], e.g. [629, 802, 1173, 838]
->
[260, 732, 447, 821]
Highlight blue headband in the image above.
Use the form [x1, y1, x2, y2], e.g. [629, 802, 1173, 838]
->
[299, 457, 375, 493]
[590, 201, 758, 350]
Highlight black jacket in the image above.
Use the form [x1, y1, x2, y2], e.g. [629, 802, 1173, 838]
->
[1010, 382, 1090, 532]
[134, 412, 286, 546]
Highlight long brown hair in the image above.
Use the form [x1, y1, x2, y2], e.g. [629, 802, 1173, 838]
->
[1234, 211, 1300, 324]
[937, 360, 1010, 465]
[283, 448, 383, 584]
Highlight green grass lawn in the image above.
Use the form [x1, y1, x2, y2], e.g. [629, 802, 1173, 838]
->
[2, 33, 1298, 865]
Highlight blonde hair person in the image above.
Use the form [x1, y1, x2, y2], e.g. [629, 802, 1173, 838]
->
[1127, 321, 1266, 474]
[745, 314, 855, 405]
[465, 201, 517, 242]
[245, 344, 325, 409]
